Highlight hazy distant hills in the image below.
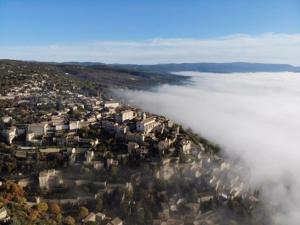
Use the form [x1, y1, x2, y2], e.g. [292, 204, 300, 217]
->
[111, 62, 300, 73]
[0, 60, 189, 90]
[1, 60, 299, 92]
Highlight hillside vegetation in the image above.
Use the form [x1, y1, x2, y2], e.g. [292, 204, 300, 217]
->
[0, 60, 189, 92]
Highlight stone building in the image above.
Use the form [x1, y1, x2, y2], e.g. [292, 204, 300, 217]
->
[39, 169, 63, 191]
[104, 101, 119, 108]
[1, 126, 16, 144]
[27, 122, 48, 137]
[180, 139, 192, 155]
[116, 110, 134, 122]
[136, 117, 157, 134]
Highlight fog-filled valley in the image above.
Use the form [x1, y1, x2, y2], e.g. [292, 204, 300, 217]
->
[120, 71, 300, 225]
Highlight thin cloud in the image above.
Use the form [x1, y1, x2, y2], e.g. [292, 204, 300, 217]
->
[0, 33, 300, 65]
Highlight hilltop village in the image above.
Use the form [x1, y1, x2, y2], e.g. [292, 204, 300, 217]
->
[0, 67, 266, 225]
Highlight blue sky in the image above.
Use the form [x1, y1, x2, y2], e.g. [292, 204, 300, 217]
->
[0, 0, 299, 64]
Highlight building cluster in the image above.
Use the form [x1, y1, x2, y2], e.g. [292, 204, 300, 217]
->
[0, 72, 259, 225]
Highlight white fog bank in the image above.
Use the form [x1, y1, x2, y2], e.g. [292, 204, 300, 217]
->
[119, 72, 300, 225]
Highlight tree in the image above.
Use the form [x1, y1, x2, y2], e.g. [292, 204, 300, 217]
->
[29, 210, 39, 221]
[145, 209, 153, 224]
[11, 183, 24, 197]
[14, 196, 26, 204]
[78, 206, 89, 219]
[136, 207, 145, 225]
[50, 202, 61, 215]
[6, 162, 16, 173]
[111, 165, 119, 177]
[56, 213, 63, 224]
[95, 198, 103, 211]
[120, 201, 129, 217]
[47, 219, 58, 225]
[37, 202, 48, 213]
[179, 151, 188, 163]
[64, 216, 75, 225]
[11, 216, 22, 225]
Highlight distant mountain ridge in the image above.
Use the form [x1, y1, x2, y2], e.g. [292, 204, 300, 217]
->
[110, 62, 300, 73]
[16, 61, 300, 74]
